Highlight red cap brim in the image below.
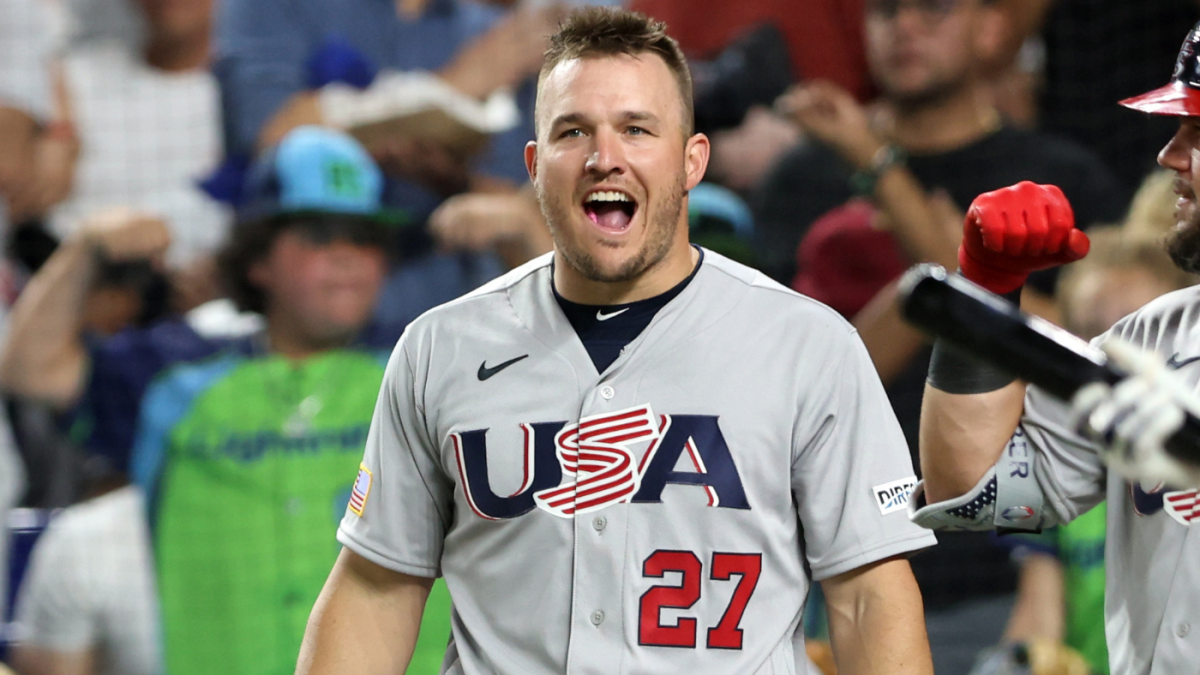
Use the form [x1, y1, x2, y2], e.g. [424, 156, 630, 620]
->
[1120, 80, 1200, 116]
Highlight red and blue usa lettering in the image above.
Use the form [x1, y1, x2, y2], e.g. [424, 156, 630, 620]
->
[1130, 481, 1200, 525]
[452, 404, 750, 520]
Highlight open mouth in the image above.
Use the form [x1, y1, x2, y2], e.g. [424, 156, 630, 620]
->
[582, 190, 638, 233]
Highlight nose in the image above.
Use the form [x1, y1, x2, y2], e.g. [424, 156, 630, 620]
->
[584, 127, 627, 177]
[1158, 124, 1192, 173]
[325, 240, 371, 270]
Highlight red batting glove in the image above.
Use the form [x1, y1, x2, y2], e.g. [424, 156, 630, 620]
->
[959, 181, 1090, 295]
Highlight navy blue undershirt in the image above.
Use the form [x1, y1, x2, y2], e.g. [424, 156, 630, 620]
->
[553, 248, 703, 373]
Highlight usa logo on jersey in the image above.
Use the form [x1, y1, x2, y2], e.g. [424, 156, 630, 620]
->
[1131, 481, 1200, 525]
[348, 464, 372, 516]
[451, 404, 750, 520]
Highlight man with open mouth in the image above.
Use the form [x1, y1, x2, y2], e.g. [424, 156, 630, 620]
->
[297, 8, 935, 675]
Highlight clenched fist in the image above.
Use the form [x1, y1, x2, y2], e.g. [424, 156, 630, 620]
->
[960, 181, 1089, 294]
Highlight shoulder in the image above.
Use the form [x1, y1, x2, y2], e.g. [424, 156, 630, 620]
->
[698, 250, 858, 335]
[38, 486, 145, 553]
[982, 126, 1091, 160]
[87, 320, 230, 409]
[989, 127, 1119, 184]
[1106, 285, 1200, 345]
[94, 318, 226, 371]
[401, 253, 552, 337]
[138, 348, 247, 426]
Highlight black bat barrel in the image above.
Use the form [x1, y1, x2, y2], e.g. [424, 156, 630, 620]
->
[897, 263, 1200, 466]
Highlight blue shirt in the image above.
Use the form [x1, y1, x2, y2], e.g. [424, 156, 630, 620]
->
[213, 0, 536, 217]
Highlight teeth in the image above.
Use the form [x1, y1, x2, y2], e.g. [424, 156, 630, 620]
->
[585, 191, 631, 204]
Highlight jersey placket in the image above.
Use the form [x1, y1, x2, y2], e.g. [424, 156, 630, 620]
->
[564, 375, 637, 674]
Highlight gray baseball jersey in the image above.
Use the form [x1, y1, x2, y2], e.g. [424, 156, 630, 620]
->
[911, 285, 1200, 675]
[338, 251, 935, 675]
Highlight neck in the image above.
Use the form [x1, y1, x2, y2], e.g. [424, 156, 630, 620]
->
[554, 229, 698, 305]
[265, 318, 353, 361]
[885, 83, 999, 153]
[144, 31, 209, 72]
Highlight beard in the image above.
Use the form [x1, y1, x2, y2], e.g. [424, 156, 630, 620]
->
[883, 69, 972, 112]
[1167, 180, 1200, 274]
[1167, 220, 1200, 274]
[538, 174, 687, 284]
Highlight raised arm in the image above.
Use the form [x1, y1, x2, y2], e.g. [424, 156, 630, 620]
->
[0, 208, 170, 408]
[295, 548, 432, 675]
[918, 182, 1089, 502]
[822, 556, 933, 675]
[778, 81, 962, 270]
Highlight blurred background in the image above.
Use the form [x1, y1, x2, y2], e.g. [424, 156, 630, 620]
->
[1, 0, 1198, 673]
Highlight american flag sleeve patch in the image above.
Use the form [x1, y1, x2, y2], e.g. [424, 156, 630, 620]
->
[349, 464, 372, 517]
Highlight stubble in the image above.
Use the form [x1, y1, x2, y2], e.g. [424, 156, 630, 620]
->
[538, 173, 687, 284]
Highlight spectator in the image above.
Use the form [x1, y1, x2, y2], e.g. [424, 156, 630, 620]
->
[0, 0, 75, 231]
[215, 0, 556, 211]
[47, 0, 230, 273]
[630, 0, 875, 103]
[7, 126, 451, 675]
[9, 484, 158, 675]
[0, 0, 57, 620]
[214, 0, 567, 328]
[761, 0, 1126, 672]
[59, 0, 144, 49]
[761, 0, 1125, 288]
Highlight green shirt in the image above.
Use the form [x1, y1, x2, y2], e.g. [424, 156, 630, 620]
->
[132, 346, 452, 675]
[1058, 502, 1108, 675]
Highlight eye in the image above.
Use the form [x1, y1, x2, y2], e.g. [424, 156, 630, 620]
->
[627, 126, 648, 136]
[559, 128, 584, 139]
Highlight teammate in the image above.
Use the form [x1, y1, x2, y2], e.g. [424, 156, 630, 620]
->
[297, 8, 936, 675]
[911, 22, 1200, 675]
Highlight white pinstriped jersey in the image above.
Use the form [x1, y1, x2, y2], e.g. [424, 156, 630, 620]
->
[917, 285, 1200, 675]
[339, 250, 935, 674]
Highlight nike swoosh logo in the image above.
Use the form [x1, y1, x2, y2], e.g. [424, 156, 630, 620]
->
[596, 308, 629, 321]
[477, 354, 529, 381]
[1167, 353, 1200, 370]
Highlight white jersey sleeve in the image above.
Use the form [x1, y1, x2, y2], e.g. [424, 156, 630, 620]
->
[792, 329, 935, 580]
[1018, 384, 1107, 523]
[337, 333, 453, 577]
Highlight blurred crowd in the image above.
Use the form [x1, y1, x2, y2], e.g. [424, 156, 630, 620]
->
[0, 0, 1197, 674]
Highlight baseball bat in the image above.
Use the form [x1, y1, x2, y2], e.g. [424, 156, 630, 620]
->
[896, 263, 1200, 465]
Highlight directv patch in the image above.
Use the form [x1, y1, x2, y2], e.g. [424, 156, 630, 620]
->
[873, 476, 917, 515]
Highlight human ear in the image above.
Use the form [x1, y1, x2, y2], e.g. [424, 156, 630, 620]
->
[683, 133, 710, 191]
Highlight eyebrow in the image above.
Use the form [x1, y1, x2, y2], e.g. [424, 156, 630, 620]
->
[548, 111, 663, 129]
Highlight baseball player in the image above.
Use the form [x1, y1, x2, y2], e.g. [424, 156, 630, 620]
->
[911, 22, 1200, 675]
[297, 7, 936, 675]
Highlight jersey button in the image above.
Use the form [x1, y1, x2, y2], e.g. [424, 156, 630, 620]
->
[600, 385, 615, 400]
[1178, 622, 1191, 638]
[592, 516, 606, 532]
[591, 610, 605, 626]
